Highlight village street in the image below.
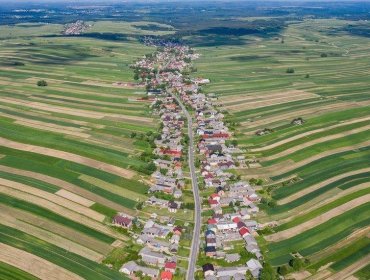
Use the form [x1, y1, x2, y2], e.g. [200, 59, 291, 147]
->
[171, 92, 202, 280]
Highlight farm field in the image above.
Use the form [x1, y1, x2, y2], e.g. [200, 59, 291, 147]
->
[0, 20, 166, 280]
[1, 2, 370, 279]
[196, 18, 370, 279]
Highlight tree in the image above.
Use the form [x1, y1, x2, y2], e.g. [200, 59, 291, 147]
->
[260, 262, 279, 280]
[305, 73, 310, 78]
[321, 53, 328, 57]
[289, 257, 304, 271]
[286, 68, 295, 74]
[133, 72, 139, 80]
[136, 202, 143, 210]
[37, 80, 48, 86]
[130, 132, 137, 138]
[278, 265, 290, 276]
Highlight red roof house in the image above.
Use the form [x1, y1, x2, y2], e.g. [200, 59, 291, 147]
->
[161, 271, 173, 280]
[165, 261, 177, 273]
[112, 215, 132, 228]
[207, 218, 217, 225]
[239, 227, 250, 237]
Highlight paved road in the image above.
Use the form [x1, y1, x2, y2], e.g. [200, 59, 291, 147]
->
[172, 93, 201, 280]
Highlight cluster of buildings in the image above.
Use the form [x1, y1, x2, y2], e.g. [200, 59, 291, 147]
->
[117, 43, 201, 280]
[62, 20, 90, 35]
[117, 42, 265, 279]
[173, 58, 264, 279]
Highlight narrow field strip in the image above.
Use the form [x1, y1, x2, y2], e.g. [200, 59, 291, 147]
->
[273, 185, 370, 227]
[249, 116, 370, 152]
[0, 191, 119, 243]
[261, 124, 370, 161]
[326, 255, 370, 280]
[0, 261, 40, 280]
[0, 243, 84, 280]
[239, 140, 370, 177]
[240, 101, 356, 129]
[267, 203, 370, 265]
[1, 97, 153, 124]
[266, 194, 370, 242]
[278, 168, 370, 205]
[0, 205, 113, 255]
[55, 189, 95, 207]
[225, 91, 318, 111]
[0, 212, 103, 262]
[0, 165, 130, 213]
[79, 174, 147, 201]
[308, 237, 370, 272]
[0, 137, 135, 179]
[0, 112, 90, 138]
[0, 225, 127, 280]
[309, 227, 370, 263]
[0, 178, 104, 222]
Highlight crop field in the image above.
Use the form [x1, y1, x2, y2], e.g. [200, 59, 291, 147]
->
[0, 20, 163, 279]
[1, 2, 370, 279]
[197, 18, 370, 279]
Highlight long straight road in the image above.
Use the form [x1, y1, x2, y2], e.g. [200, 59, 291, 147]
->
[172, 93, 201, 280]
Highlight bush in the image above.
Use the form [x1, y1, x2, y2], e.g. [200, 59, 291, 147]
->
[278, 265, 290, 276]
[289, 257, 304, 271]
[321, 53, 328, 57]
[37, 80, 48, 86]
[286, 68, 295, 74]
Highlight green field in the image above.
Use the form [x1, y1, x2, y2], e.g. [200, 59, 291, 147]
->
[1, 4, 370, 279]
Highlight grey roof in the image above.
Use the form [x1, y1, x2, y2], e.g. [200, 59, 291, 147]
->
[225, 253, 241, 262]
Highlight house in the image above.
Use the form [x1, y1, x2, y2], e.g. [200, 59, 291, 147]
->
[205, 246, 216, 257]
[173, 226, 182, 235]
[247, 258, 263, 279]
[147, 196, 168, 208]
[173, 189, 182, 198]
[225, 253, 241, 263]
[239, 227, 250, 238]
[244, 235, 257, 246]
[160, 271, 173, 280]
[216, 266, 249, 278]
[168, 201, 179, 213]
[119, 261, 159, 278]
[164, 261, 177, 273]
[139, 247, 167, 267]
[170, 234, 180, 244]
[112, 215, 132, 228]
[202, 263, 215, 276]
[217, 221, 237, 231]
[169, 243, 179, 253]
[210, 193, 221, 202]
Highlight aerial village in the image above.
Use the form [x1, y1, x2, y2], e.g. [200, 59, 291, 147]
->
[113, 43, 264, 280]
